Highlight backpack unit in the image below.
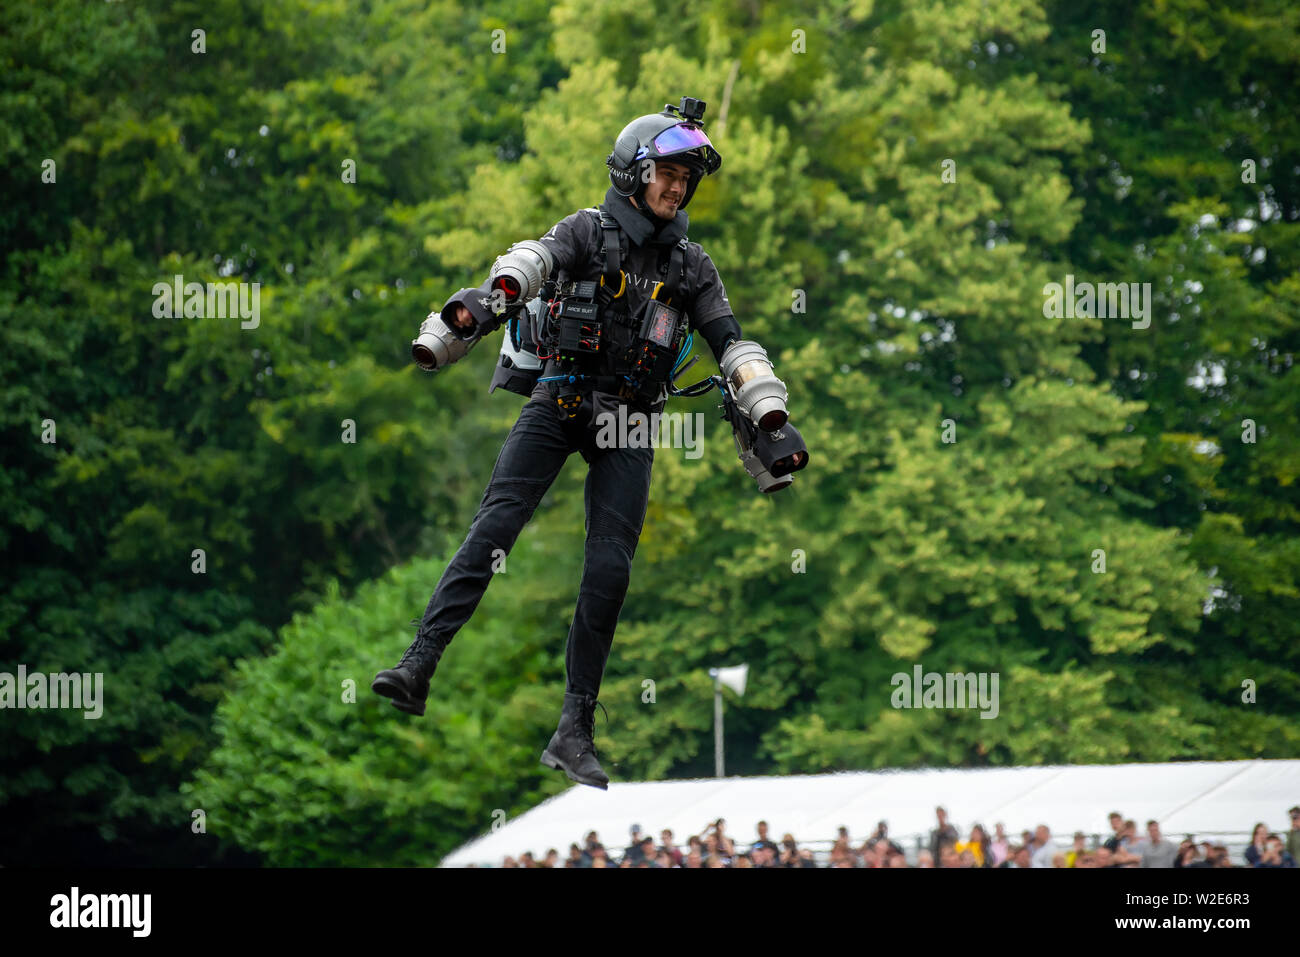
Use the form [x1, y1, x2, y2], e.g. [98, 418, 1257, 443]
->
[488, 207, 690, 415]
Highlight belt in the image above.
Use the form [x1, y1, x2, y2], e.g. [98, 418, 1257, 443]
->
[542, 364, 660, 413]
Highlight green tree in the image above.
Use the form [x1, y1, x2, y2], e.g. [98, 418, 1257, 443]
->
[0, 0, 566, 864]
[1034, 0, 1300, 751]
[185, 541, 590, 866]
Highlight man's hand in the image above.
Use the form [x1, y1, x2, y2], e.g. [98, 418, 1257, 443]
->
[449, 304, 474, 332]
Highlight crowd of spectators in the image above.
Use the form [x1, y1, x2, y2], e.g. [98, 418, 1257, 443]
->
[490, 804, 1300, 869]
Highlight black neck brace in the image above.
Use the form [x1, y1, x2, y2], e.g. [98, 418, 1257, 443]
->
[603, 185, 688, 248]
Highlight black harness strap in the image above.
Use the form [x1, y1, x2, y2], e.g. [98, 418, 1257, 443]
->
[590, 208, 690, 307]
[660, 238, 688, 303]
[597, 209, 622, 293]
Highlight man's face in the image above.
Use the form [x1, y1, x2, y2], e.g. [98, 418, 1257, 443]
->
[1109, 814, 1122, 833]
[640, 161, 691, 218]
[1148, 823, 1161, 842]
[1096, 847, 1113, 867]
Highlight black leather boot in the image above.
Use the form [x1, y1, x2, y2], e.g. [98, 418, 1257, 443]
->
[371, 631, 445, 716]
[540, 692, 610, 790]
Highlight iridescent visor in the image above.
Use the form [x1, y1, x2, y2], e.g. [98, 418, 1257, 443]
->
[653, 124, 714, 155]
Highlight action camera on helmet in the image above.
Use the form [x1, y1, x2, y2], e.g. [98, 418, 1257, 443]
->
[675, 97, 706, 123]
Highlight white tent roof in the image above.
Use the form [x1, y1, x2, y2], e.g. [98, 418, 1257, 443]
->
[440, 760, 1300, 866]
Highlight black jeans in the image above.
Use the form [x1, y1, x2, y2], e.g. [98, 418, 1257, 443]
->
[418, 394, 654, 698]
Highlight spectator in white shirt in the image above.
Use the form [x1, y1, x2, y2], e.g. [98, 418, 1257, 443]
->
[1030, 825, 1056, 868]
[1139, 820, 1179, 868]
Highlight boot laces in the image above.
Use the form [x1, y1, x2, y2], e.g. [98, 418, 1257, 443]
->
[576, 696, 609, 758]
[398, 628, 442, 674]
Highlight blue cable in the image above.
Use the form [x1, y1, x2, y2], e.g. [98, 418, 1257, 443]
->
[671, 332, 695, 380]
[676, 332, 693, 367]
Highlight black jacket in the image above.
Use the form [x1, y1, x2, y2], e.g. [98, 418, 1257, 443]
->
[440, 186, 742, 406]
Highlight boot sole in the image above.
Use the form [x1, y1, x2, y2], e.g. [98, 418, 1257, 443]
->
[540, 749, 608, 790]
[371, 675, 427, 716]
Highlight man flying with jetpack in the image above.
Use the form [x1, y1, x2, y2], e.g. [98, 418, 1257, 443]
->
[372, 96, 808, 789]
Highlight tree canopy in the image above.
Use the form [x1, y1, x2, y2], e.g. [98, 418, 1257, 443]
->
[2, 0, 1296, 866]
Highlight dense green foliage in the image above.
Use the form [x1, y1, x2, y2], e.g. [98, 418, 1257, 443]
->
[2, 0, 1296, 866]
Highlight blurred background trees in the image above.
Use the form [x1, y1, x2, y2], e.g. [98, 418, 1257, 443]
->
[2, 0, 1295, 866]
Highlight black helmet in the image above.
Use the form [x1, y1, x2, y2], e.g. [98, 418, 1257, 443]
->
[606, 97, 722, 211]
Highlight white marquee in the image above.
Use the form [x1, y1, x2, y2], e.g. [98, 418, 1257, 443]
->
[439, 759, 1300, 867]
